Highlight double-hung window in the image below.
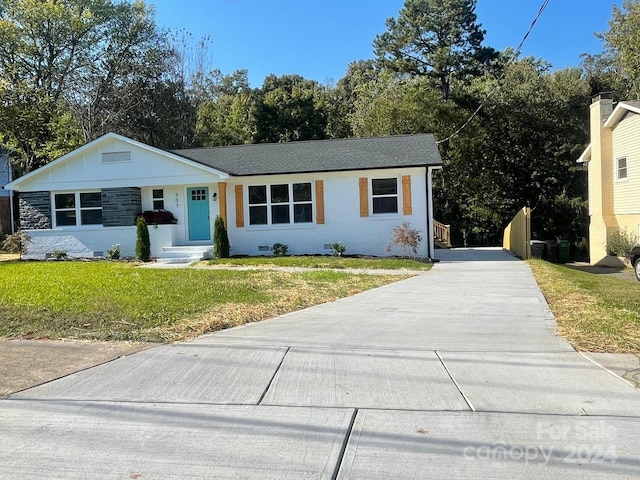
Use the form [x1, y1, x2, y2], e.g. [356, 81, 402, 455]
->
[54, 192, 103, 227]
[617, 157, 628, 181]
[248, 183, 313, 225]
[372, 178, 398, 214]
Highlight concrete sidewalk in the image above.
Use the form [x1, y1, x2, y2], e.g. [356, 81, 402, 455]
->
[2, 248, 640, 479]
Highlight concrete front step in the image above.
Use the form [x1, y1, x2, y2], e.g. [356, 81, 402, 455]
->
[155, 245, 213, 264]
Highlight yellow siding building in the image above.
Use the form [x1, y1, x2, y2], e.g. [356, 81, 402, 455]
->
[579, 96, 640, 265]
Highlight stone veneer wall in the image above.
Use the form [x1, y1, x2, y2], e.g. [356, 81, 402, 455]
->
[102, 187, 142, 227]
[19, 191, 51, 230]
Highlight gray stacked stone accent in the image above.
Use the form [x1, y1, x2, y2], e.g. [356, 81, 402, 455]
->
[102, 187, 142, 227]
[19, 191, 52, 230]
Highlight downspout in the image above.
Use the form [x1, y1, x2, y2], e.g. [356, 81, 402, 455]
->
[8, 161, 15, 234]
[427, 166, 442, 261]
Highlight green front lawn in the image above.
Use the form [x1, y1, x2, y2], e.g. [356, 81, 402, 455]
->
[529, 259, 640, 353]
[0, 261, 412, 342]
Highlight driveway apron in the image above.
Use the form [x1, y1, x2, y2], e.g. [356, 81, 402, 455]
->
[2, 248, 640, 479]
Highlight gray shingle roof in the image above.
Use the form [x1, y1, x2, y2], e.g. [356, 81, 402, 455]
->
[172, 134, 442, 176]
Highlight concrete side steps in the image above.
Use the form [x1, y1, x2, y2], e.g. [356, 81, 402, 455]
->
[155, 246, 213, 264]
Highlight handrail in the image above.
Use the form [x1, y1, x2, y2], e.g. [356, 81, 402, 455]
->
[434, 220, 451, 247]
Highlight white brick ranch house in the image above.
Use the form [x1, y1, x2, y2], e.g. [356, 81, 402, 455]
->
[6, 133, 443, 261]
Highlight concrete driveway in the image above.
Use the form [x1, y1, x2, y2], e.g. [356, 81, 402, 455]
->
[2, 248, 640, 479]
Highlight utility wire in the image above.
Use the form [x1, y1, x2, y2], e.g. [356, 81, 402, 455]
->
[436, 0, 551, 144]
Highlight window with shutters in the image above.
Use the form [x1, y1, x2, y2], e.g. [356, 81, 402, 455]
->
[371, 178, 398, 214]
[248, 183, 313, 225]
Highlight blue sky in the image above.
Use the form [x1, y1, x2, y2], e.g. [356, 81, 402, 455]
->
[149, 0, 616, 87]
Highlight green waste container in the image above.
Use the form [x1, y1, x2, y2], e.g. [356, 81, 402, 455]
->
[557, 240, 570, 263]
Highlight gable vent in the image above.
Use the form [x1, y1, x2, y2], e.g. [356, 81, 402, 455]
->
[101, 151, 132, 164]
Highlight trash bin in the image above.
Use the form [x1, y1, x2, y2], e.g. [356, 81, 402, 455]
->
[530, 240, 545, 259]
[545, 240, 558, 263]
[557, 240, 570, 263]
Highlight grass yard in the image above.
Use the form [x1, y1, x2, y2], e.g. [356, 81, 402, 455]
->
[206, 255, 432, 270]
[529, 259, 640, 353]
[0, 261, 411, 343]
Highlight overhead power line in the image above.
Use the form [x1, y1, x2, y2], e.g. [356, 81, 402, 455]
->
[436, 0, 551, 145]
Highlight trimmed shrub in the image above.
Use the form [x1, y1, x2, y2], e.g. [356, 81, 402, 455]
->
[213, 215, 230, 258]
[106, 244, 121, 260]
[271, 243, 288, 257]
[52, 249, 68, 261]
[136, 217, 151, 262]
[331, 242, 346, 257]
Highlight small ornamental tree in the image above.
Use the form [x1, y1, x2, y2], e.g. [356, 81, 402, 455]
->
[387, 221, 423, 258]
[136, 217, 151, 262]
[213, 215, 230, 258]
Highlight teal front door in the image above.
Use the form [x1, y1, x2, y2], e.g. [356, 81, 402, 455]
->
[187, 187, 210, 241]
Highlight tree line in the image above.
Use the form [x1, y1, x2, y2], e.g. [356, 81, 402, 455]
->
[1, 0, 639, 246]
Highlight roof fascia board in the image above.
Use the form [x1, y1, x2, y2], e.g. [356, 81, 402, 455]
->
[577, 144, 591, 163]
[604, 102, 640, 129]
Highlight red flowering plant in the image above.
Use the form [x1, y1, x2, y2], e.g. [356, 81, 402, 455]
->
[136, 210, 177, 225]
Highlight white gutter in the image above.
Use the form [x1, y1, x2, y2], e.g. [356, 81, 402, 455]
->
[8, 161, 14, 233]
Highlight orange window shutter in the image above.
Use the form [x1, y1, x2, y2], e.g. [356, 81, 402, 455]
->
[359, 178, 369, 217]
[315, 180, 325, 224]
[402, 175, 412, 215]
[235, 185, 244, 228]
[218, 182, 228, 226]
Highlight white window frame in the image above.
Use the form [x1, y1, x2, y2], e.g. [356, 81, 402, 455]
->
[247, 182, 314, 226]
[53, 191, 103, 228]
[371, 177, 400, 215]
[617, 157, 629, 182]
[152, 188, 165, 210]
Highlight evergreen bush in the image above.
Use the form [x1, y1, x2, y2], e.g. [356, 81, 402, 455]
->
[213, 215, 230, 258]
[136, 217, 151, 262]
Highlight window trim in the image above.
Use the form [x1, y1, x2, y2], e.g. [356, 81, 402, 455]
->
[371, 177, 400, 215]
[247, 182, 314, 226]
[152, 188, 165, 210]
[616, 157, 629, 182]
[52, 191, 103, 228]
